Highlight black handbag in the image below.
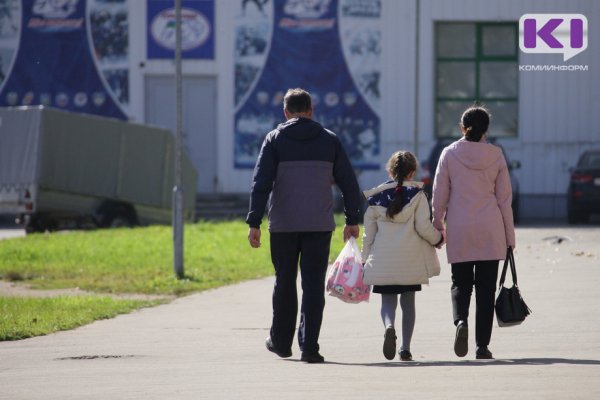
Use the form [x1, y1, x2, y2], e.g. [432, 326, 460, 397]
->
[495, 247, 531, 327]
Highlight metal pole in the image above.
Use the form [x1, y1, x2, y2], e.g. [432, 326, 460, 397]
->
[173, 0, 184, 279]
[413, 0, 421, 158]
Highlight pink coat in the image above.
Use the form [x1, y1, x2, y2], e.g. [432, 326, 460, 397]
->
[432, 138, 516, 264]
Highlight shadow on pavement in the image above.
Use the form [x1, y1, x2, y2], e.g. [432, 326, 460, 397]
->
[317, 358, 600, 367]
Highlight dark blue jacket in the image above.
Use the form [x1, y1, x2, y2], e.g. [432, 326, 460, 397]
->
[246, 117, 362, 232]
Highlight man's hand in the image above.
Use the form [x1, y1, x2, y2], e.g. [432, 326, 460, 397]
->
[248, 227, 261, 248]
[343, 224, 360, 242]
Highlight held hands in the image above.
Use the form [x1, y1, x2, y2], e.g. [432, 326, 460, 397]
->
[343, 224, 360, 242]
[248, 227, 261, 248]
[435, 229, 446, 249]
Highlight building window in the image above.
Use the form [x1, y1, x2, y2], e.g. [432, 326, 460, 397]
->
[435, 22, 518, 138]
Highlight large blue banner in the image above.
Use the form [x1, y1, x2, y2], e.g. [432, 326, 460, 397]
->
[147, 0, 214, 59]
[234, 0, 381, 169]
[0, 0, 128, 119]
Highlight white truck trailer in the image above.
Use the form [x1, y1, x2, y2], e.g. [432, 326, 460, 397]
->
[0, 107, 197, 233]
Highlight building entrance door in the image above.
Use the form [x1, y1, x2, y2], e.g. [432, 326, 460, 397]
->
[145, 76, 217, 193]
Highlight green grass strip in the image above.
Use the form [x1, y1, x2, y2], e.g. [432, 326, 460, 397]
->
[0, 219, 349, 296]
[0, 296, 160, 341]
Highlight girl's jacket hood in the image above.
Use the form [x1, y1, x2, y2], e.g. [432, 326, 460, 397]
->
[447, 138, 503, 170]
[361, 180, 441, 285]
[363, 180, 425, 223]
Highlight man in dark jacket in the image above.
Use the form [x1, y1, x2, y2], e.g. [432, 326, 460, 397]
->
[247, 88, 362, 363]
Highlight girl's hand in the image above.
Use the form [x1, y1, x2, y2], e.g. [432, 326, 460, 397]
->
[435, 229, 446, 249]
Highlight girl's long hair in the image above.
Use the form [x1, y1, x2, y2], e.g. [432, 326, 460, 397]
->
[385, 151, 417, 218]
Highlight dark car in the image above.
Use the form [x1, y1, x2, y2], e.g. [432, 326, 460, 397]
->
[420, 138, 454, 199]
[567, 149, 600, 224]
[420, 138, 521, 223]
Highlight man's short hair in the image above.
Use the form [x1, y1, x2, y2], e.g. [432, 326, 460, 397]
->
[283, 88, 312, 114]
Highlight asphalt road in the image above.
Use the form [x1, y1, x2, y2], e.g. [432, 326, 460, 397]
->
[0, 224, 599, 399]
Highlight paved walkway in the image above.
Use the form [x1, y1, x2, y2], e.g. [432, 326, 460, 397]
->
[1, 226, 599, 399]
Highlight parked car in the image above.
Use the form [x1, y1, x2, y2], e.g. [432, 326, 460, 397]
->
[420, 138, 454, 199]
[420, 138, 521, 223]
[567, 149, 600, 224]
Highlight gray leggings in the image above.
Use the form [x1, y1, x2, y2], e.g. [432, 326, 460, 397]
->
[381, 292, 416, 351]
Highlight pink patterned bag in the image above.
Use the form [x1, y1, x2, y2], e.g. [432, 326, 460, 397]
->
[326, 237, 371, 304]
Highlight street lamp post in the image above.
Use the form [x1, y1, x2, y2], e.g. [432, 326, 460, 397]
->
[173, 0, 184, 279]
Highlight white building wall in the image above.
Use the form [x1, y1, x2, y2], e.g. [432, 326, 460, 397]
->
[412, 0, 600, 218]
[126, 0, 600, 218]
[359, 0, 418, 189]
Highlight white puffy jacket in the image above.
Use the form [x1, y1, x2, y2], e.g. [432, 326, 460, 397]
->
[361, 181, 442, 286]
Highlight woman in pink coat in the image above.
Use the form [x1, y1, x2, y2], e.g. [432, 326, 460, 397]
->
[432, 106, 516, 360]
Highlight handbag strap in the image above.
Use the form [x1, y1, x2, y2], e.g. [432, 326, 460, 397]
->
[498, 247, 518, 288]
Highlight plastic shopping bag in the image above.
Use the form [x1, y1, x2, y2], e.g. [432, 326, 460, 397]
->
[326, 237, 371, 304]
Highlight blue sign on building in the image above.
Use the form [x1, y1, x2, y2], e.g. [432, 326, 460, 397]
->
[0, 0, 129, 120]
[147, 0, 215, 59]
[233, 0, 382, 169]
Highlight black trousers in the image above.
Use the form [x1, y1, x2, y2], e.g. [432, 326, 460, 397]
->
[269, 231, 332, 355]
[451, 260, 499, 347]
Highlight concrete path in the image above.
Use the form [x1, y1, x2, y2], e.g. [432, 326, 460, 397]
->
[1, 226, 599, 399]
[0, 228, 24, 241]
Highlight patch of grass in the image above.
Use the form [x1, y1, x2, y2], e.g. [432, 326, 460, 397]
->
[0, 219, 350, 296]
[0, 296, 160, 341]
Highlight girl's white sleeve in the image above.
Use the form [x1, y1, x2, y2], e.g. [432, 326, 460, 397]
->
[361, 206, 378, 261]
[415, 193, 443, 246]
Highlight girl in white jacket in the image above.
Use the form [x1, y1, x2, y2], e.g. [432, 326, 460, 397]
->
[362, 151, 444, 361]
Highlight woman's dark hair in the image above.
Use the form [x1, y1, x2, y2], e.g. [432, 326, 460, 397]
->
[385, 150, 417, 218]
[461, 106, 491, 142]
